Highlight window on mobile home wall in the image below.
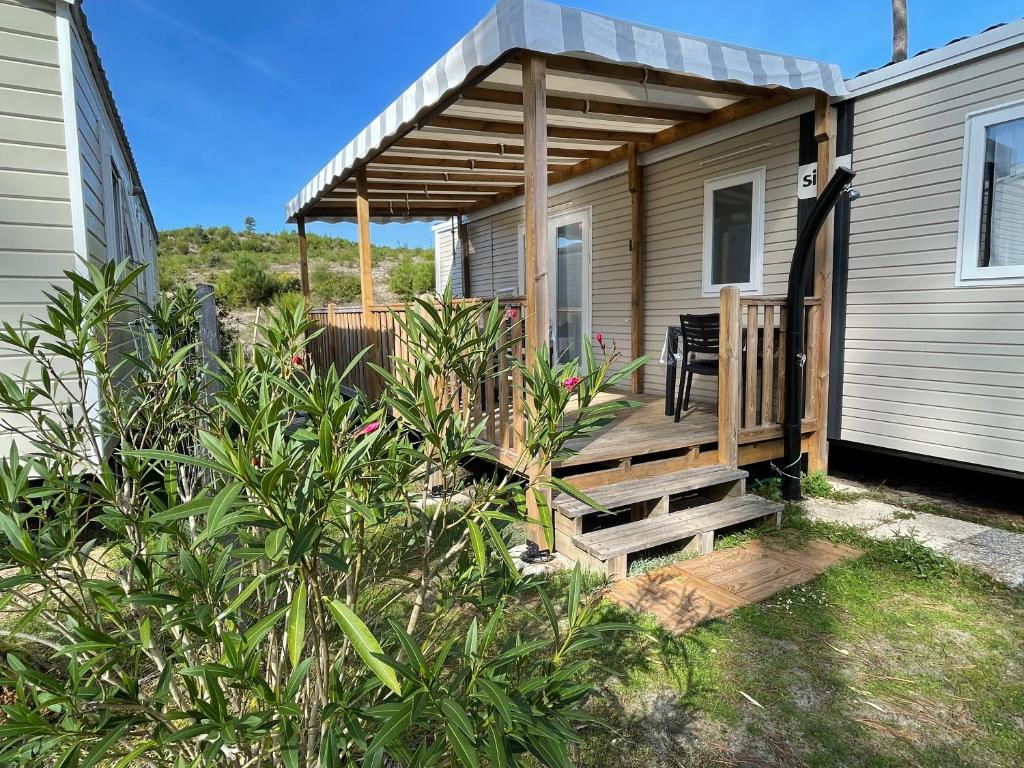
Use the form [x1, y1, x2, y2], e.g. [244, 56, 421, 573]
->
[957, 101, 1024, 286]
[702, 166, 765, 296]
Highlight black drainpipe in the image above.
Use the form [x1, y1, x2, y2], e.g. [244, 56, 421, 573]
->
[781, 167, 857, 501]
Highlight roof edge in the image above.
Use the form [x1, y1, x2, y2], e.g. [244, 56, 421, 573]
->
[72, 1, 157, 236]
[842, 17, 1024, 99]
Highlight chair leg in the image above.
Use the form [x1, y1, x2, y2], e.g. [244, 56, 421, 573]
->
[674, 367, 687, 422]
[682, 371, 693, 412]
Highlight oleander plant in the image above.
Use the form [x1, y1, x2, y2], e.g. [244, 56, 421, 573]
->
[0, 263, 642, 767]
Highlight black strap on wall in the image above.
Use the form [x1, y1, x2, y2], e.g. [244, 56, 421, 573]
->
[796, 111, 817, 296]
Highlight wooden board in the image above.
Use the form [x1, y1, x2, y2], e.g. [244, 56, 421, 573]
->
[573, 495, 781, 559]
[555, 464, 746, 519]
[605, 538, 862, 634]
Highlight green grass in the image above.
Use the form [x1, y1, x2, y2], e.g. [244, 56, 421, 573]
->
[569, 510, 1024, 767]
[752, 471, 861, 503]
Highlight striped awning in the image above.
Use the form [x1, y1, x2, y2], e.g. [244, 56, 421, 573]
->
[286, 0, 846, 223]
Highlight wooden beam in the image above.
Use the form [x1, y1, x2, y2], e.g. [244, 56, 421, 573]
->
[308, 206, 466, 219]
[364, 169, 523, 184]
[430, 114, 654, 144]
[457, 218, 471, 297]
[541, 53, 771, 99]
[465, 89, 801, 214]
[355, 168, 374, 324]
[718, 286, 741, 469]
[296, 216, 310, 301]
[808, 93, 836, 473]
[522, 53, 550, 553]
[332, 180, 507, 193]
[463, 86, 710, 122]
[394, 136, 604, 159]
[373, 155, 524, 172]
[628, 143, 644, 394]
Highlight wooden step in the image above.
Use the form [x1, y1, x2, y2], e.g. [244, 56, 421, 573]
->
[555, 464, 747, 519]
[573, 495, 782, 561]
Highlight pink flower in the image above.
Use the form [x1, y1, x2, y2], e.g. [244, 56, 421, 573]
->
[505, 307, 519, 322]
[562, 376, 582, 393]
[595, 332, 605, 352]
[354, 421, 380, 437]
[291, 354, 304, 367]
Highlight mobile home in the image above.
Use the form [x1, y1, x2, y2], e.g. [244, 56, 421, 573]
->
[832, 20, 1024, 476]
[0, 0, 158, 456]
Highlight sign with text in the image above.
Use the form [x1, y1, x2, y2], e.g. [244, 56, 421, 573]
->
[796, 155, 852, 199]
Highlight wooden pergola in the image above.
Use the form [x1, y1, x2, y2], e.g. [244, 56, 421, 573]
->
[287, 0, 846, 551]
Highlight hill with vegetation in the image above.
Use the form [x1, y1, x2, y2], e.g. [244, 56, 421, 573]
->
[157, 220, 435, 310]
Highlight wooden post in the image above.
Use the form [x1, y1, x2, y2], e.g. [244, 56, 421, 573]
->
[195, 283, 220, 399]
[296, 216, 310, 301]
[457, 217, 471, 297]
[717, 286, 740, 469]
[355, 167, 377, 397]
[808, 94, 836, 473]
[522, 53, 550, 553]
[628, 143, 645, 394]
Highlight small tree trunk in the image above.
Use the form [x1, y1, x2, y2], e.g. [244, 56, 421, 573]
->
[892, 0, 908, 62]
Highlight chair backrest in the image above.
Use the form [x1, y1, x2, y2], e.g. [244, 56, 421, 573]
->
[679, 313, 720, 358]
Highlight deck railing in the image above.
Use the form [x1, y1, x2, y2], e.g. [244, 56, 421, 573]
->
[306, 297, 528, 460]
[308, 289, 818, 472]
[717, 286, 820, 466]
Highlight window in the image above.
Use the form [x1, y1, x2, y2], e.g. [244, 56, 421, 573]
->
[702, 167, 765, 296]
[957, 101, 1024, 285]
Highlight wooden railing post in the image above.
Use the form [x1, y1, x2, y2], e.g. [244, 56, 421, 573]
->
[718, 286, 741, 468]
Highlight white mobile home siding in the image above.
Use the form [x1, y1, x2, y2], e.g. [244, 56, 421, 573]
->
[0, 0, 75, 454]
[432, 219, 463, 297]
[842, 45, 1024, 474]
[463, 113, 801, 398]
[67, 10, 157, 301]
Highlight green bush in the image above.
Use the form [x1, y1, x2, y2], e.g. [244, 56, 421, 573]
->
[388, 254, 435, 300]
[312, 265, 361, 305]
[0, 267, 645, 766]
[215, 253, 295, 307]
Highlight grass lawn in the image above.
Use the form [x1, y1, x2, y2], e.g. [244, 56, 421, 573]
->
[569, 509, 1024, 768]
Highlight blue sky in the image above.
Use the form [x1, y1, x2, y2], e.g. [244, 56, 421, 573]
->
[89, 0, 1022, 247]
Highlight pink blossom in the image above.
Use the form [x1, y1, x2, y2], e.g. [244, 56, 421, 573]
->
[595, 332, 605, 352]
[291, 354, 304, 367]
[354, 421, 380, 437]
[562, 376, 582, 393]
[505, 307, 519, 322]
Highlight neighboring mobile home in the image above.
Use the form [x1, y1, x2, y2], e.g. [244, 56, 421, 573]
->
[831, 20, 1024, 477]
[291, 0, 849, 576]
[0, 0, 158, 456]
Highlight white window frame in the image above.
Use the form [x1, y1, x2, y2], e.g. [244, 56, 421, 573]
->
[955, 99, 1024, 287]
[701, 166, 765, 297]
[515, 207, 593, 368]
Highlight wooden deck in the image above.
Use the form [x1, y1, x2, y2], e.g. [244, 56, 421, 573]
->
[605, 538, 862, 634]
[559, 392, 717, 468]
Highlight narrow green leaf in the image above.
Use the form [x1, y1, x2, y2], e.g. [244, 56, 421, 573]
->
[325, 599, 401, 694]
[445, 719, 481, 768]
[287, 581, 307, 668]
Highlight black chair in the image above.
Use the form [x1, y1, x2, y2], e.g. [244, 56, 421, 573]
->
[674, 313, 719, 422]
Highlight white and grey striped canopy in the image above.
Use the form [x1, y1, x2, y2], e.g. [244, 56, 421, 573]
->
[286, 0, 845, 222]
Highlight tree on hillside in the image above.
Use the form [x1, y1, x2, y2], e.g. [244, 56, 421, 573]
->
[244, 215, 256, 234]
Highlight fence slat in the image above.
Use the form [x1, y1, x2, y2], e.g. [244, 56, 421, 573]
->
[760, 305, 774, 425]
[744, 304, 758, 429]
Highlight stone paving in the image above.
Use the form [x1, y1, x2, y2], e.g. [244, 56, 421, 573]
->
[801, 484, 1024, 588]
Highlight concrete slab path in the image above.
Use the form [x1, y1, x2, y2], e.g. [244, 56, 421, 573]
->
[801, 486, 1024, 588]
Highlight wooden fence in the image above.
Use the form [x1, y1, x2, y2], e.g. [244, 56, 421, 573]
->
[306, 297, 528, 460]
